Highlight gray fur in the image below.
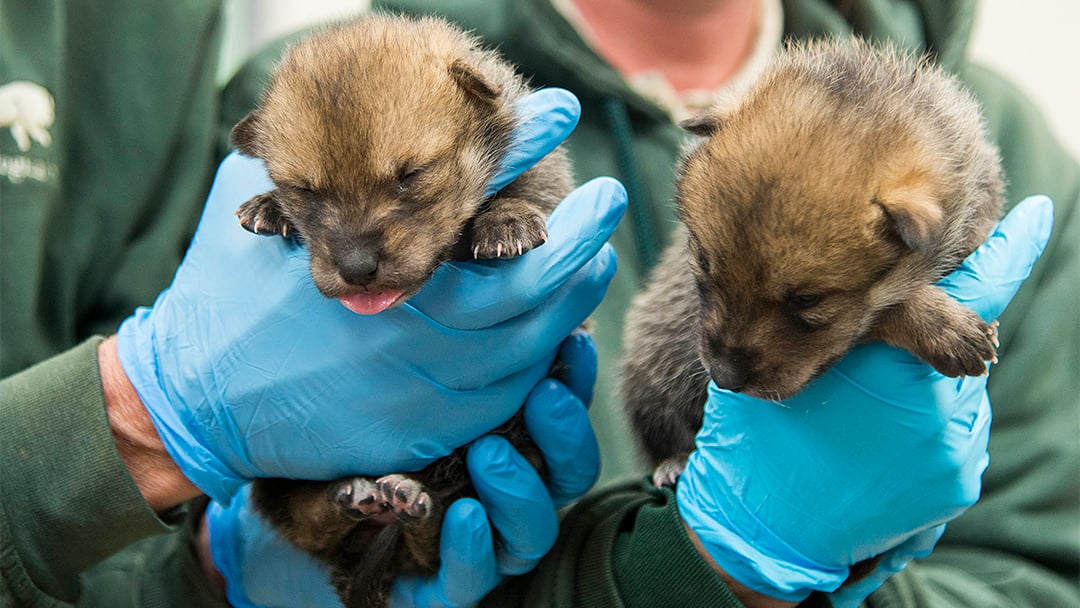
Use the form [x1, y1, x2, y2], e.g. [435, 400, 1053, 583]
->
[620, 38, 1003, 477]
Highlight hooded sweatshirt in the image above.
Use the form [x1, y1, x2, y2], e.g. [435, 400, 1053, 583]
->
[2, 1, 1076, 606]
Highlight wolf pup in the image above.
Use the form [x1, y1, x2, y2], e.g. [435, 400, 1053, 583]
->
[621, 39, 1004, 487]
[231, 14, 573, 608]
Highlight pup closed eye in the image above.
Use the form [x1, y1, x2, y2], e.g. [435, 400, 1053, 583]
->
[395, 164, 427, 194]
[281, 181, 317, 198]
[785, 293, 836, 329]
[786, 293, 822, 309]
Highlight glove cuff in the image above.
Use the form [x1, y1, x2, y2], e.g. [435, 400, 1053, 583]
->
[116, 310, 246, 503]
[676, 455, 848, 602]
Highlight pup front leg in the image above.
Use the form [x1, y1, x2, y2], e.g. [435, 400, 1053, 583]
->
[872, 284, 998, 377]
[470, 197, 548, 259]
[236, 190, 294, 238]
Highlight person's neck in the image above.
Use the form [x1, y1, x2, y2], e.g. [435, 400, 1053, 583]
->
[570, 0, 762, 92]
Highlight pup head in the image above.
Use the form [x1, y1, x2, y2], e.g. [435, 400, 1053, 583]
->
[676, 81, 948, 400]
[231, 16, 521, 312]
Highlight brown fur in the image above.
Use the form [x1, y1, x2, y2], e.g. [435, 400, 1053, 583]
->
[233, 13, 572, 303]
[232, 14, 573, 608]
[621, 38, 1003, 480]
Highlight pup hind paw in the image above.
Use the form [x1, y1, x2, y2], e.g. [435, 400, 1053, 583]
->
[652, 456, 689, 489]
[333, 477, 394, 523]
[375, 474, 433, 522]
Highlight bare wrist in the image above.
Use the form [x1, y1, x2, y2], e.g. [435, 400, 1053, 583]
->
[100, 335, 201, 511]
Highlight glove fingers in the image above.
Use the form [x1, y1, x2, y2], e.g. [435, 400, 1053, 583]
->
[938, 195, 1053, 322]
[467, 436, 559, 575]
[828, 525, 946, 608]
[554, 329, 598, 406]
[409, 178, 626, 329]
[413, 242, 616, 390]
[485, 88, 581, 196]
[524, 379, 600, 506]
[391, 499, 499, 608]
[208, 487, 341, 608]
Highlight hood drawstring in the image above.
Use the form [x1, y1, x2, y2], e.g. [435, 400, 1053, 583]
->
[603, 96, 660, 274]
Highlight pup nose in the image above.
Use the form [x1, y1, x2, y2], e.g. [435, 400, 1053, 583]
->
[709, 367, 748, 392]
[338, 248, 380, 285]
[707, 345, 756, 392]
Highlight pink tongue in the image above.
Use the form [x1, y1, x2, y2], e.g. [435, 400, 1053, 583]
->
[339, 290, 406, 315]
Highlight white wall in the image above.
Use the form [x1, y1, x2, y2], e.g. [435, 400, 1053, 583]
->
[218, 0, 370, 82]
[969, 2, 1080, 161]
[219, 1, 1080, 160]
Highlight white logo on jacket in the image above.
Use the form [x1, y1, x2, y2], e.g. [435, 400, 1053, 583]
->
[0, 81, 55, 152]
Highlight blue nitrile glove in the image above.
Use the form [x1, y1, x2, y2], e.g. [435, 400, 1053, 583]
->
[676, 196, 1054, 606]
[115, 89, 624, 503]
[207, 332, 601, 608]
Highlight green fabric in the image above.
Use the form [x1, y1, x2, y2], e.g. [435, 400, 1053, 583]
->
[0, 338, 224, 607]
[1, 338, 162, 603]
[1, 0, 1076, 606]
[0, 0, 223, 376]
[1, 1, 231, 606]
[481, 481, 746, 607]
[377, 0, 1079, 606]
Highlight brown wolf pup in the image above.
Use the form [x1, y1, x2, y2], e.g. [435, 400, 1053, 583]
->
[231, 14, 573, 608]
[620, 38, 1004, 488]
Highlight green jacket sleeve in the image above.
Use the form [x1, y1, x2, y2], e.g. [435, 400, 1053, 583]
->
[0, 339, 228, 608]
[481, 481, 747, 608]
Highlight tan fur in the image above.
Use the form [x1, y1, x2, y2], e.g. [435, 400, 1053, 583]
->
[233, 14, 573, 608]
[233, 13, 571, 302]
[621, 39, 1003, 477]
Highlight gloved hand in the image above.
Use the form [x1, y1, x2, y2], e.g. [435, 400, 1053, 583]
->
[116, 89, 626, 502]
[207, 332, 601, 608]
[676, 196, 1054, 606]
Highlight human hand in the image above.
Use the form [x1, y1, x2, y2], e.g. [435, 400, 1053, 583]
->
[206, 332, 601, 607]
[116, 89, 625, 502]
[676, 196, 1054, 605]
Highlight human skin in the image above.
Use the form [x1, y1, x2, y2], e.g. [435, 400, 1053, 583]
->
[569, 0, 761, 92]
[100, 335, 201, 512]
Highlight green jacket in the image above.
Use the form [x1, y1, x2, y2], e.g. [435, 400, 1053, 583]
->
[2, 0, 1076, 606]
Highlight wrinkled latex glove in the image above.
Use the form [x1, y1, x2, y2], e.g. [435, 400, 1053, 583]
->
[116, 89, 625, 502]
[207, 332, 601, 608]
[677, 196, 1054, 605]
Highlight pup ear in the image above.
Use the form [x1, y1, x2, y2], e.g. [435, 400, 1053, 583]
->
[679, 112, 724, 137]
[231, 111, 262, 157]
[874, 177, 944, 252]
[449, 59, 501, 105]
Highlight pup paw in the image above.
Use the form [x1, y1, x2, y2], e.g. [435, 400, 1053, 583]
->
[652, 456, 689, 489]
[236, 191, 294, 237]
[874, 288, 1000, 379]
[333, 477, 393, 523]
[921, 314, 999, 378]
[470, 207, 548, 259]
[375, 474, 433, 522]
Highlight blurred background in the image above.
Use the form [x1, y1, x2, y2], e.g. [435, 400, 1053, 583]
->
[218, 0, 1080, 161]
